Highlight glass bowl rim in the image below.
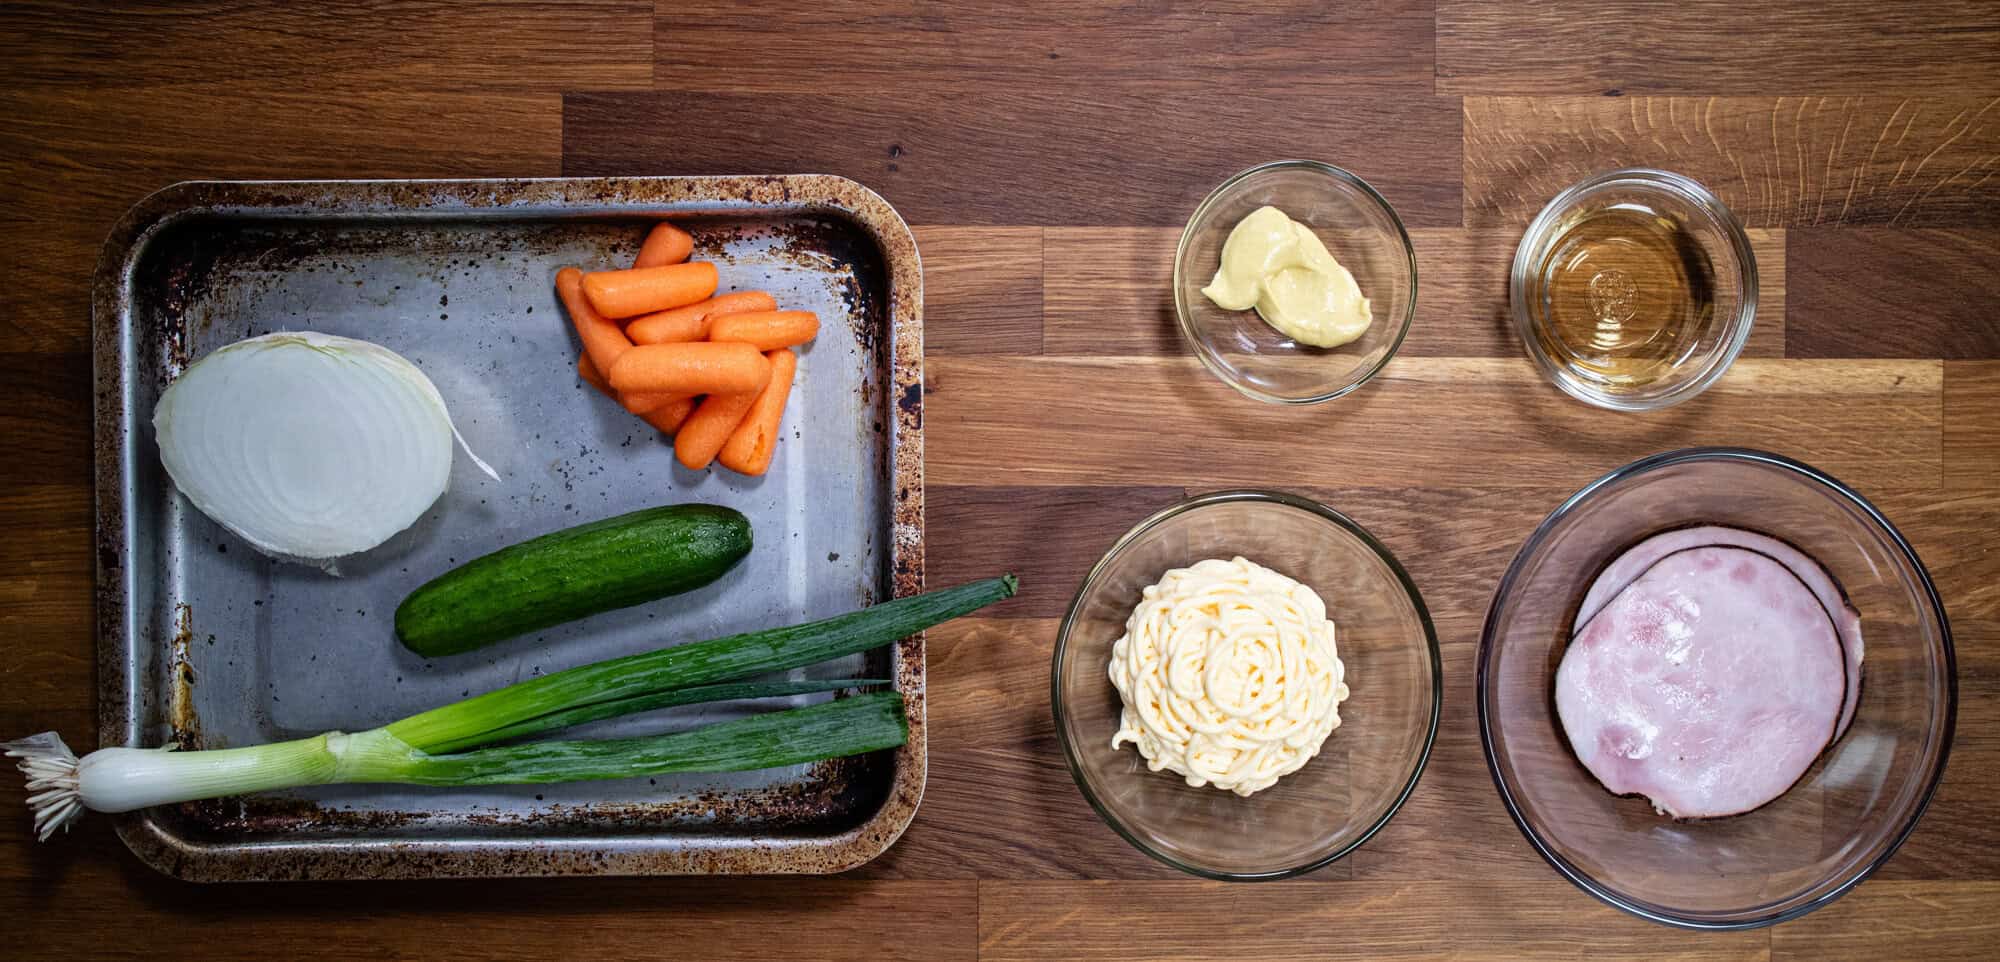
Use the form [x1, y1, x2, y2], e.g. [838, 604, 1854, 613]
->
[1051, 487, 1444, 880]
[1474, 446, 1958, 929]
[1172, 159, 1420, 406]
[1507, 167, 1760, 412]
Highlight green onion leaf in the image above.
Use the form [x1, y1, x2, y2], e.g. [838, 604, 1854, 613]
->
[397, 691, 908, 785]
[387, 575, 1014, 753]
[422, 678, 891, 754]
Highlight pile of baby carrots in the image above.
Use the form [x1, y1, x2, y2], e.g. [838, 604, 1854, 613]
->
[557, 221, 818, 476]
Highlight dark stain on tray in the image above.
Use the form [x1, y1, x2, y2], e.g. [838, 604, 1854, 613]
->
[96, 532, 122, 574]
[133, 219, 231, 378]
[766, 216, 889, 358]
[168, 603, 203, 752]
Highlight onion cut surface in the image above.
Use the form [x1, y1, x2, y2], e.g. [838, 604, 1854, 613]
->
[152, 332, 494, 565]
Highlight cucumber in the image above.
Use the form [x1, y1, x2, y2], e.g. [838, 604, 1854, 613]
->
[395, 504, 752, 657]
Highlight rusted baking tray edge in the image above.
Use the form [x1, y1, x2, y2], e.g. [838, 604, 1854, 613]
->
[90, 175, 926, 879]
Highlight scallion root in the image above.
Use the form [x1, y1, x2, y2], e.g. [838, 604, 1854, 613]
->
[5, 733, 84, 841]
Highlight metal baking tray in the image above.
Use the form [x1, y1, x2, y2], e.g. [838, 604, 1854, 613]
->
[91, 176, 925, 880]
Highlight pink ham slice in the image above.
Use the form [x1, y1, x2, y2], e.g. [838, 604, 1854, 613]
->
[1574, 525, 1863, 740]
[1555, 545, 1846, 818]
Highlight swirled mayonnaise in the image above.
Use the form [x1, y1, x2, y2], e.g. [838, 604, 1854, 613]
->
[1107, 557, 1350, 797]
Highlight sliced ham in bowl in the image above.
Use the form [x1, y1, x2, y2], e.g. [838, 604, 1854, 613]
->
[1555, 544, 1848, 819]
[1572, 525, 1864, 739]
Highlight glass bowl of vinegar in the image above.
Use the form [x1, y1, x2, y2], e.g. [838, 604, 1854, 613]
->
[1511, 169, 1757, 411]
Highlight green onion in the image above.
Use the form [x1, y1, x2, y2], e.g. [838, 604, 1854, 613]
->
[6, 694, 904, 838]
[396, 692, 906, 785]
[4, 575, 1015, 840]
[422, 678, 890, 754]
[387, 574, 1015, 753]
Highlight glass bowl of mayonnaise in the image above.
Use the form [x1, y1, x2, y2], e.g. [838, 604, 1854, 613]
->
[1053, 490, 1441, 879]
[1174, 160, 1418, 404]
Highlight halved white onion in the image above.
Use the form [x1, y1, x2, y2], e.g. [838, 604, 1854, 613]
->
[153, 332, 496, 566]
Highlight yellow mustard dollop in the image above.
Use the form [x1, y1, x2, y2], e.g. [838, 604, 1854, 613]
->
[1200, 205, 1373, 348]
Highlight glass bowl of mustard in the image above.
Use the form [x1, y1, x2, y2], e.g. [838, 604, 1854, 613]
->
[1174, 160, 1418, 404]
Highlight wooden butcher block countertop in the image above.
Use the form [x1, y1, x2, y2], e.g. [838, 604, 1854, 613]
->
[2, 2, 1996, 959]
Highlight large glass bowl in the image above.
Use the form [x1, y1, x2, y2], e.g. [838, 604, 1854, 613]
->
[1479, 448, 1955, 928]
[1174, 160, 1418, 404]
[1053, 490, 1440, 879]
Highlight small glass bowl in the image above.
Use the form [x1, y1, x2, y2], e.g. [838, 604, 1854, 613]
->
[1174, 161, 1418, 404]
[1053, 490, 1440, 879]
[1510, 168, 1757, 411]
[1479, 448, 1955, 928]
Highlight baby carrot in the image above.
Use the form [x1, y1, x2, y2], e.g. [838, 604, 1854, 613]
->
[627, 290, 778, 345]
[620, 389, 687, 416]
[634, 221, 694, 268]
[582, 262, 718, 319]
[608, 341, 771, 396]
[557, 267, 632, 381]
[718, 349, 798, 477]
[640, 395, 699, 435]
[581, 349, 679, 418]
[674, 392, 759, 471]
[577, 354, 614, 398]
[706, 310, 820, 353]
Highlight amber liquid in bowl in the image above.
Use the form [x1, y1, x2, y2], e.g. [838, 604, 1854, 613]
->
[1529, 204, 1719, 389]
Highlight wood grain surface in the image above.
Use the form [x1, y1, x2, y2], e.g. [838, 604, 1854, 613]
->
[2, 2, 1996, 959]
[1464, 96, 2000, 227]
[1438, 1, 2000, 95]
